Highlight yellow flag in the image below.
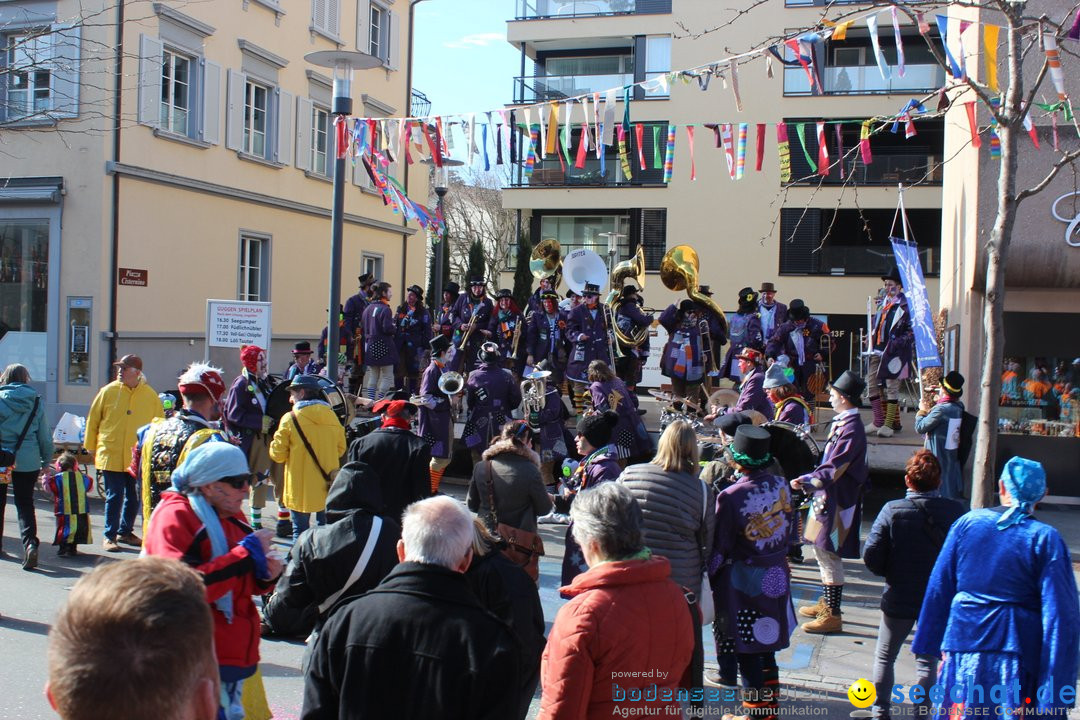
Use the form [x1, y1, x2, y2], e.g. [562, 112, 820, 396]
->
[545, 102, 559, 156]
[825, 19, 855, 41]
[983, 24, 1000, 94]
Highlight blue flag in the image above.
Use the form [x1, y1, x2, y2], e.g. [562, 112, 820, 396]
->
[889, 237, 941, 369]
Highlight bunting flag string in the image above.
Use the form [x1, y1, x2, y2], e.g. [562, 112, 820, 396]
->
[755, 123, 766, 172]
[776, 123, 792, 183]
[736, 123, 748, 179]
[795, 122, 817, 174]
[663, 125, 676, 183]
[686, 126, 696, 181]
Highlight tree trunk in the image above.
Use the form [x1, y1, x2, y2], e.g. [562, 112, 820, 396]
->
[970, 13, 1023, 508]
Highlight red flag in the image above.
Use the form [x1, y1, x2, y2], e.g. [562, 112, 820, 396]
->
[755, 123, 766, 171]
[816, 121, 829, 175]
[686, 126, 696, 181]
[635, 123, 646, 170]
[335, 116, 349, 159]
[964, 102, 981, 148]
[575, 123, 588, 168]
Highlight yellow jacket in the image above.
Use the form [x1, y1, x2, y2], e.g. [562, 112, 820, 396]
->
[269, 402, 346, 513]
[84, 380, 164, 472]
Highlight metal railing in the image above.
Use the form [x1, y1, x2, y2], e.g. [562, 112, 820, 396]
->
[790, 149, 943, 185]
[508, 155, 631, 187]
[410, 89, 431, 118]
[516, 0, 637, 19]
[784, 63, 945, 96]
[514, 72, 634, 104]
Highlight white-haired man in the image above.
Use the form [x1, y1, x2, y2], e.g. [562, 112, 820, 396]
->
[302, 496, 520, 720]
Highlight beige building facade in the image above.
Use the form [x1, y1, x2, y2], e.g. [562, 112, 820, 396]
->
[1, 0, 428, 417]
[502, 0, 943, 381]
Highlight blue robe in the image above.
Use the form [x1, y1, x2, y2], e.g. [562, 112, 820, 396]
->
[362, 301, 398, 367]
[526, 309, 569, 382]
[721, 311, 763, 381]
[914, 400, 965, 501]
[912, 508, 1080, 716]
[730, 366, 772, 419]
[394, 304, 432, 376]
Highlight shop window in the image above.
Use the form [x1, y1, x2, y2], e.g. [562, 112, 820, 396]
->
[0, 219, 49, 379]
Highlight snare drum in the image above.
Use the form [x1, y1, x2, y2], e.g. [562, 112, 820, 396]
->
[761, 420, 821, 480]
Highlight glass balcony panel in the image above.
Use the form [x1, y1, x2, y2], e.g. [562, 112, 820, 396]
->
[783, 62, 945, 95]
[516, 72, 634, 103]
[517, 0, 637, 19]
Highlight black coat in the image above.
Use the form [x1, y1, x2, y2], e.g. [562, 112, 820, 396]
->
[862, 491, 966, 619]
[348, 426, 432, 526]
[262, 461, 400, 638]
[302, 562, 521, 720]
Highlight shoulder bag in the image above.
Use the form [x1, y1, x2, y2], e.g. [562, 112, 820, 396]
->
[290, 411, 338, 487]
[486, 460, 545, 582]
[0, 396, 40, 467]
[906, 497, 947, 549]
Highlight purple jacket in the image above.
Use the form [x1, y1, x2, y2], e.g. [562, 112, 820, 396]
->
[796, 409, 869, 558]
[417, 360, 453, 459]
[731, 366, 772, 418]
[487, 309, 525, 365]
[872, 293, 914, 380]
[342, 291, 369, 339]
[757, 301, 788, 342]
[659, 304, 707, 383]
[590, 379, 652, 460]
[721, 311, 763, 381]
[526, 309, 569, 379]
[223, 371, 272, 457]
[534, 383, 569, 459]
[362, 301, 398, 367]
[615, 300, 654, 355]
[766, 318, 827, 385]
[462, 362, 522, 450]
[394, 304, 432, 375]
[434, 301, 455, 339]
[774, 396, 813, 426]
[566, 302, 610, 383]
[451, 294, 494, 371]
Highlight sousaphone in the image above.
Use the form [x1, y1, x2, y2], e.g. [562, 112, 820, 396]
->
[530, 237, 562, 289]
[562, 248, 608, 296]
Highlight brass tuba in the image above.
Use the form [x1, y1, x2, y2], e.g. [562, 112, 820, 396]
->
[530, 237, 562, 289]
[660, 245, 729, 338]
[438, 371, 465, 396]
[606, 246, 650, 349]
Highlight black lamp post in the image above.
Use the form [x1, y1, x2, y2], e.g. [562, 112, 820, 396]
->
[304, 50, 380, 382]
[423, 156, 464, 306]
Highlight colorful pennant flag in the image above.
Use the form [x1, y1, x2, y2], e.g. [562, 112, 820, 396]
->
[729, 59, 743, 112]
[777, 123, 792, 183]
[892, 7, 906, 78]
[964, 102, 981, 148]
[720, 124, 736, 179]
[859, 121, 873, 165]
[867, 14, 889, 80]
[686, 126, 696, 181]
[816, 121, 829, 175]
[736, 123, 748, 179]
[636, 123, 646, 170]
[755, 123, 766, 172]
[1043, 33, 1068, 102]
[983, 24, 1000, 94]
[663, 125, 676, 183]
[795, 122, 817, 175]
[617, 125, 632, 180]
[936, 16, 962, 78]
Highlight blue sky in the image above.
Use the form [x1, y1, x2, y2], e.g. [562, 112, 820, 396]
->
[412, 0, 520, 118]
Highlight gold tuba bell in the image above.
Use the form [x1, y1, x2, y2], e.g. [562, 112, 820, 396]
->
[660, 245, 729, 338]
[606, 246, 650, 349]
[530, 238, 562, 289]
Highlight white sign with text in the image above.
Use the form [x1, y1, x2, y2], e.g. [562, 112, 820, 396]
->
[206, 300, 272, 350]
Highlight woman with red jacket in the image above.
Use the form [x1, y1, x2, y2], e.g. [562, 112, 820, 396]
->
[144, 441, 284, 720]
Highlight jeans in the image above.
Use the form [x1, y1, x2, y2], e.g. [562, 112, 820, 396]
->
[872, 614, 936, 719]
[0, 471, 39, 549]
[220, 679, 246, 720]
[290, 510, 325, 541]
[102, 469, 139, 540]
[679, 595, 705, 709]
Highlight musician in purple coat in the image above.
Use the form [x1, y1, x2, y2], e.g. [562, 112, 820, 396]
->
[417, 335, 455, 494]
[433, 282, 459, 340]
[757, 282, 788, 344]
[524, 361, 570, 488]
[343, 272, 375, 394]
[765, 299, 827, 400]
[587, 360, 653, 463]
[526, 275, 557, 316]
[394, 285, 432, 395]
[659, 300, 708, 400]
[721, 287, 764, 382]
[791, 371, 869, 635]
[729, 346, 772, 419]
[866, 267, 914, 438]
[361, 282, 398, 402]
[763, 364, 813, 428]
[223, 344, 277, 529]
[462, 342, 522, 459]
[565, 282, 610, 410]
[487, 289, 526, 378]
[614, 285, 654, 390]
[525, 291, 568, 384]
[451, 278, 494, 374]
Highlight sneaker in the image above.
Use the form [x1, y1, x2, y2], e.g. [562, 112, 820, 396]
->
[802, 607, 843, 634]
[103, 538, 122, 552]
[57, 544, 69, 557]
[863, 421, 880, 433]
[798, 597, 825, 618]
[876, 425, 894, 438]
[118, 533, 142, 547]
[22, 543, 39, 570]
[276, 519, 293, 540]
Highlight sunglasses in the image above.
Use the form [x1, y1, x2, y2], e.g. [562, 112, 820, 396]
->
[220, 475, 253, 490]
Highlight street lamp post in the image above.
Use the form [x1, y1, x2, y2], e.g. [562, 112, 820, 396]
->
[304, 50, 380, 383]
[422, 157, 464, 307]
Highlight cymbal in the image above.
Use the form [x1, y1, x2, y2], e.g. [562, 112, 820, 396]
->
[649, 389, 679, 403]
[708, 389, 739, 408]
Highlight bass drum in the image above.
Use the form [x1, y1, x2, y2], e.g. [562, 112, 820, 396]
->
[265, 376, 354, 433]
[761, 421, 820, 480]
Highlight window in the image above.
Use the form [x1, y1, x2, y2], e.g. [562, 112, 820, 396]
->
[361, 253, 382, 281]
[6, 31, 52, 119]
[243, 80, 269, 157]
[312, 0, 341, 39]
[359, 2, 398, 69]
[642, 35, 671, 97]
[239, 234, 270, 301]
[160, 49, 191, 135]
[311, 104, 330, 176]
[369, 4, 384, 60]
[539, 214, 631, 259]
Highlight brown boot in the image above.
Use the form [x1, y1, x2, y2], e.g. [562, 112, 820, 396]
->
[802, 607, 842, 634]
[798, 597, 825, 618]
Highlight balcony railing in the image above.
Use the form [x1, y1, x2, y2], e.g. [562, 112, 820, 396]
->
[516, 0, 637, 19]
[509, 155, 631, 187]
[783, 63, 945, 96]
[791, 149, 943, 185]
[515, 72, 633, 104]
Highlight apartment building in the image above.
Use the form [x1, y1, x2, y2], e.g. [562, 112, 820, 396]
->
[502, 0, 944, 381]
[1, 0, 428, 416]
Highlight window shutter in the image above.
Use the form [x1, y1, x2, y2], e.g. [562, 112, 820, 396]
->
[137, 34, 163, 126]
[275, 89, 293, 164]
[295, 97, 314, 171]
[640, 208, 667, 271]
[386, 10, 400, 70]
[356, 0, 371, 51]
[201, 60, 221, 144]
[778, 208, 821, 274]
[50, 23, 81, 118]
[312, 0, 327, 32]
[225, 69, 246, 151]
[328, 0, 341, 36]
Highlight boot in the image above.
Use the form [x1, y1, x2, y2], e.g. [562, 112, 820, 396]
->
[865, 394, 885, 431]
[802, 607, 842, 634]
[798, 596, 825, 618]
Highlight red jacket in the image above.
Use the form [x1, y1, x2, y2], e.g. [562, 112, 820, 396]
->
[144, 491, 271, 668]
[539, 556, 694, 720]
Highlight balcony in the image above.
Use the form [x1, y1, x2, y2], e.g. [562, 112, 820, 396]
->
[784, 62, 945, 96]
[516, 0, 638, 19]
[514, 72, 633, 103]
[510, 156, 630, 188]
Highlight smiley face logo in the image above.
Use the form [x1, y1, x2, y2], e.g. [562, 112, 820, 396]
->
[847, 678, 876, 708]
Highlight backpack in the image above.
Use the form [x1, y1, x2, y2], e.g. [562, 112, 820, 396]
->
[956, 411, 978, 466]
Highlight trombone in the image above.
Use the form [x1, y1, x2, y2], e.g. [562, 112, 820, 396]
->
[458, 303, 481, 351]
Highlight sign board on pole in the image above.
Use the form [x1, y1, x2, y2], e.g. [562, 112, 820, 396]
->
[206, 300, 272, 352]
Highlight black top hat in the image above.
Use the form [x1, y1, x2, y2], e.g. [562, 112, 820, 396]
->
[621, 284, 640, 298]
[738, 287, 759, 307]
[759, 282, 777, 293]
[679, 299, 697, 314]
[697, 285, 714, 297]
[582, 282, 601, 296]
[577, 411, 618, 448]
[788, 298, 810, 320]
[830, 370, 866, 407]
[881, 266, 903, 285]
[358, 273, 375, 286]
[292, 341, 313, 355]
[566, 289, 579, 298]
[468, 277, 486, 286]
[444, 282, 460, 296]
[942, 371, 965, 397]
[716, 411, 753, 437]
[479, 341, 501, 364]
[730, 425, 773, 467]
[495, 288, 513, 299]
[430, 335, 452, 355]
[406, 285, 424, 299]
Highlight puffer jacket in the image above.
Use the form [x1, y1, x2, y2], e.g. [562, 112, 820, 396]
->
[0, 382, 53, 472]
[619, 462, 715, 596]
[84, 379, 163, 471]
[540, 555, 694, 720]
[269, 401, 346, 513]
[467, 439, 553, 534]
[262, 461, 400, 638]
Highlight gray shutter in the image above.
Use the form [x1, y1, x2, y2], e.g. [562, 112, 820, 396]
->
[356, 0, 370, 51]
[295, 97, 313, 171]
[312, 0, 327, 32]
[50, 23, 81, 118]
[137, 34, 163, 126]
[275, 89, 293, 164]
[328, 0, 341, 36]
[386, 10, 400, 70]
[201, 60, 221, 144]
[225, 69, 246, 151]
[640, 209, 667, 271]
